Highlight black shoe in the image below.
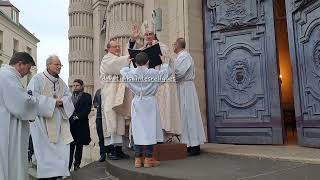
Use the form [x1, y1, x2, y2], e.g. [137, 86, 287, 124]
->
[187, 147, 191, 153]
[188, 146, 200, 156]
[107, 152, 120, 160]
[98, 155, 106, 162]
[116, 151, 130, 159]
[115, 146, 130, 159]
[74, 165, 80, 171]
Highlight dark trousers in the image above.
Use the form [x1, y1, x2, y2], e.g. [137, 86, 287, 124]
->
[134, 145, 153, 157]
[39, 177, 60, 180]
[69, 142, 83, 169]
[28, 135, 34, 162]
[96, 117, 108, 156]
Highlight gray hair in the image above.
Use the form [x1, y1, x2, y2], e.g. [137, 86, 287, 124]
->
[46, 55, 60, 67]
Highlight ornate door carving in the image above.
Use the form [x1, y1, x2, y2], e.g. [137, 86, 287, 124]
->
[286, 0, 320, 147]
[204, 0, 283, 144]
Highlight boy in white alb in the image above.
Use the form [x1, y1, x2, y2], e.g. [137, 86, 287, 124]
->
[120, 52, 172, 168]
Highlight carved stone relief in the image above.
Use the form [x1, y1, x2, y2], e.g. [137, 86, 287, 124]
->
[207, 0, 260, 31]
[226, 59, 256, 94]
[294, 2, 320, 117]
[314, 41, 320, 68]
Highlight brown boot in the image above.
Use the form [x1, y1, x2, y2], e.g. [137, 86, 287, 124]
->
[143, 157, 160, 168]
[135, 157, 143, 168]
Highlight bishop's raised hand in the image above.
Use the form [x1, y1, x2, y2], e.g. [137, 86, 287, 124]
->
[131, 24, 141, 41]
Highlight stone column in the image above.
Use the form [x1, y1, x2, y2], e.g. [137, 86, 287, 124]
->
[68, 0, 94, 94]
[92, 0, 109, 93]
[106, 0, 144, 55]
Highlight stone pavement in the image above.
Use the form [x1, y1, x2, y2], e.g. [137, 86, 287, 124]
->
[31, 144, 320, 180]
[201, 143, 320, 164]
[65, 153, 320, 180]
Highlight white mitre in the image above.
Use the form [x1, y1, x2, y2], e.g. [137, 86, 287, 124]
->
[140, 19, 155, 35]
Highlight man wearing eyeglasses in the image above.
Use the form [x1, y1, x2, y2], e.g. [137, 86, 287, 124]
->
[28, 55, 74, 179]
[100, 40, 131, 160]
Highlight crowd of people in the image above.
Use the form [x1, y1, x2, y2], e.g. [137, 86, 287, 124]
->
[0, 20, 205, 180]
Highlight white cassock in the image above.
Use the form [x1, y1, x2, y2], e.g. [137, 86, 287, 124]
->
[175, 50, 206, 147]
[27, 70, 74, 178]
[0, 65, 38, 180]
[120, 64, 172, 145]
[129, 41, 182, 136]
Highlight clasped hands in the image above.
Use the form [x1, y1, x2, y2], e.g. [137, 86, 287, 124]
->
[55, 97, 63, 108]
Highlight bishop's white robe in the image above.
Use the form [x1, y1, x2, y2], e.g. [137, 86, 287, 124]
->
[129, 41, 182, 136]
[120, 64, 172, 145]
[28, 70, 74, 178]
[174, 50, 206, 147]
[0, 65, 38, 180]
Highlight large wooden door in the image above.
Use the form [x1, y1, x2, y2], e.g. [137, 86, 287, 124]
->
[286, 0, 320, 147]
[203, 0, 283, 144]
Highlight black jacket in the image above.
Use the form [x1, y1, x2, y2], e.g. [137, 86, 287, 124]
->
[93, 89, 102, 119]
[69, 92, 92, 145]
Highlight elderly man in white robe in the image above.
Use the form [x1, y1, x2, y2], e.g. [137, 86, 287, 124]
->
[129, 20, 182, 138]
[100, 40, 131, 160]
[0, 52, 38, 180]
[173, 38, 206, 156]
[28, 55, 74, 179]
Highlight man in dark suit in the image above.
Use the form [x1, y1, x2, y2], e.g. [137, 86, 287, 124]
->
[69, 79, 92, 171]
[93, 88, 119, 161]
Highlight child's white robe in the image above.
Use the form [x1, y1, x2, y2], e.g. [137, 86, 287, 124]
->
[120, 64, 172, 145]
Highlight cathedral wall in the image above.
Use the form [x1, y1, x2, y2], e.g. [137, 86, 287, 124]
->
[145, 0, 207, 135]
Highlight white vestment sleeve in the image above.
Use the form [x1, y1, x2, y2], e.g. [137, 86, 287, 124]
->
[27, 76, 56, 118]
[120, 67, 130, 77]
[175, 53, 192, 80]
[3, 74, 37, 120]
[60, 82, 74, 119]
[157, 63, 173, 85]
[100, 55, 129, 75]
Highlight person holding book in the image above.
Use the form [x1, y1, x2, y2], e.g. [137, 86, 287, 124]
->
[128, 20, 182, 138]
[120, 52, 172, 168]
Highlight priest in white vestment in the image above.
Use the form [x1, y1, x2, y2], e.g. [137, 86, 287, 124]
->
[28, 55, 74, 179]
[100, 40, 131, 160]
[129, 20, 182, 137]
[173, 38, 206, 156]
[0, 52, 38, 180]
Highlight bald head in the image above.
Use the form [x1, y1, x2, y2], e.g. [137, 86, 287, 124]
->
[176, 38, 186, 49]
[174, 37, 186, 54]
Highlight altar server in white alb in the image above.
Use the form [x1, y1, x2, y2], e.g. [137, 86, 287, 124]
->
[28, 55, 74, 179]
[0, 52, 38, 180]
[173, 38, 206, 156]
[129, 20, 182, 137]
[120, 52, 172, 168]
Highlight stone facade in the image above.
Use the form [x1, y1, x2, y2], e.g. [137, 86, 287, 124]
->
[68, 0, 95, 94]
[0, 1, 39, 85]
[68, 0, 207, 129]
[68, 0, 207, 164]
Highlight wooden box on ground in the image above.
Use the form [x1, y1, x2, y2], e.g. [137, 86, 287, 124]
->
[153, 143, 187, 161]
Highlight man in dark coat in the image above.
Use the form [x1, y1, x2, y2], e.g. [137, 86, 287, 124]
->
[93, 88, 119, 161]
[69, 79, 92, 171]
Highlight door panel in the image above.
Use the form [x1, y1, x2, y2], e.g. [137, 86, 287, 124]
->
[286, 0, 320, 147]
[204, 0, 283, 144]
